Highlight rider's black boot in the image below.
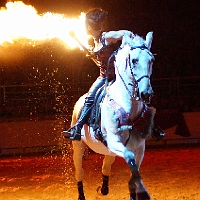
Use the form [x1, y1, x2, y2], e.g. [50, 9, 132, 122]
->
[151, 126, 166, 141]
[64, 125, 82, 141]
[64, 98, 93, 141]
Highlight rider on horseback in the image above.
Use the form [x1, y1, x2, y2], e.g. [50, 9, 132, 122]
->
[64, 8, 165, 141]
[65, 8, 133, 140]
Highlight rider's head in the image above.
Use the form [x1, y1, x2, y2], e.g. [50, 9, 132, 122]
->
[85, 8, 108, 36]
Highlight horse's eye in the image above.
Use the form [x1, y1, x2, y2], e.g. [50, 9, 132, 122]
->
[132, 59, 138, 65]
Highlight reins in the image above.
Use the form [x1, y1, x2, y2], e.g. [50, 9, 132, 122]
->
[115, 45, 152, 100]
[105, 48, 120, 88]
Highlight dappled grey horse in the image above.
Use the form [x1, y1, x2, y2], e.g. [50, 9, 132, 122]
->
[69, 32, 155, 200]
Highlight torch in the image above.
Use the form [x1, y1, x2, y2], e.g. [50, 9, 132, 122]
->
[69, 31, 100, 67]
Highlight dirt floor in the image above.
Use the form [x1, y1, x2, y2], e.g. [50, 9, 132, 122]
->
[0, 145, 200, 200]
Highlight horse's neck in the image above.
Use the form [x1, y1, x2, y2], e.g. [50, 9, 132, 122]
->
[108, 83, 144, 120]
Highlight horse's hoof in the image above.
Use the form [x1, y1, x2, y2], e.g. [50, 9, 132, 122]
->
[101, 185, 109, 195]
[96, 185, 109, 195]
[136, 191, 150, 200]
[130, 193, 136, 200]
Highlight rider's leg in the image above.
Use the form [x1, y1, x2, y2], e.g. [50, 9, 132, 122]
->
[147, 106, 166, 141]
[64, 76, 106, 140]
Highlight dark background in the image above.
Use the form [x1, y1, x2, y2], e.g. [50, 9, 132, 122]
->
[0, 0, 199, 83]
[0, 0, 199, 118]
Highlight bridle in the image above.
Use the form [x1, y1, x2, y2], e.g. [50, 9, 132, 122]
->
[115, 45, 154, 100]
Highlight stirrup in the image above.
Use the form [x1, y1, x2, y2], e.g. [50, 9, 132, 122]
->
[63, 126, 81, 141]
[94, 127, 107, 147]
[152, 126, 166, 141]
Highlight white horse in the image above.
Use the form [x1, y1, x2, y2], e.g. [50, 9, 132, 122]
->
[69, 32, 155, 200]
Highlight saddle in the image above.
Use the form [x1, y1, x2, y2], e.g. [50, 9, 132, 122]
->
[87, 84, 107, 146]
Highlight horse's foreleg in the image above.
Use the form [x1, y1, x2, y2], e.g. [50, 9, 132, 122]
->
[124, 149, 150, 200]
[72, 141, 86, 200]
[106, 134, 138, 199]
[135, 141, 145, 170]
[124, 149, 138, 200]
[98, 155, 115, 195]
[106, 133, 150, 199]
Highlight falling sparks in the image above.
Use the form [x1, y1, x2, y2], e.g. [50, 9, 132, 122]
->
[0, 1, 89, 48]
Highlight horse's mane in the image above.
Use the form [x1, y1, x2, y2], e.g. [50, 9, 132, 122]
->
[118, 33, 146, 55]
[115, 33, 145, 66]
[133, 34, 145, 43]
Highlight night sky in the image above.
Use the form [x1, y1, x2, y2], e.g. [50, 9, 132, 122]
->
[0, 0, 199, 85]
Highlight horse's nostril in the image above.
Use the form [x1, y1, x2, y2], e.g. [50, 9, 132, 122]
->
[141, 92, 152, 104]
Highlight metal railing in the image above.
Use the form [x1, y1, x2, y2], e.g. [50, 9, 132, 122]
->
[152, 76, 200, 97]
[0, 76, 200, 118]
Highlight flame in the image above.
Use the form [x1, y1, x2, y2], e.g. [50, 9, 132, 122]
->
[0, 1, 89, 48]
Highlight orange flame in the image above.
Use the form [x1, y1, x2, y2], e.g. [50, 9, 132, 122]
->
[0, 1, 89, 48]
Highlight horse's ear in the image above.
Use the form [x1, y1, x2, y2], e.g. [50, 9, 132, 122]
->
[145, 32, 153, 49]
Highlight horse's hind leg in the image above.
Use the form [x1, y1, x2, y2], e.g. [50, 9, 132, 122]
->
[77, 181, 85, 200]
[72, 141, 86, 200]
[97, 155, 115, 195]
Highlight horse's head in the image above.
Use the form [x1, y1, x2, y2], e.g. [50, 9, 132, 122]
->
[115, 32, 154, 104]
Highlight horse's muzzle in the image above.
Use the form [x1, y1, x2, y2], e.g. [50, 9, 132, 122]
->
[141, 90, 153, 104]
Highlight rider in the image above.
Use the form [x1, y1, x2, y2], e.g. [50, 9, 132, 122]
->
[64, 8, 165, 141]
[64, 8, 133, 140]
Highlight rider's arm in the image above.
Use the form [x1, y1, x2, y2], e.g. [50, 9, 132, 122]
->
[104, 30, 133, 45]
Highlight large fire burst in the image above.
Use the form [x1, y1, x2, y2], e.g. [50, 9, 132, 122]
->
[0, 1, 89, 48]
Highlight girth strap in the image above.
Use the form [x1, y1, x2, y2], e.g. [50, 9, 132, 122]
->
[108, 98, 132, 126]
[108, 98, 150, 131]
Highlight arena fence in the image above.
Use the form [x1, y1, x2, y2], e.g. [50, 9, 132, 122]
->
[0, 76, 200, 155]
[0, 76, 200, 119]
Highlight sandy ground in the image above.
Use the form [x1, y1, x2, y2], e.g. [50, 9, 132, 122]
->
[0, 145, 200, 200]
